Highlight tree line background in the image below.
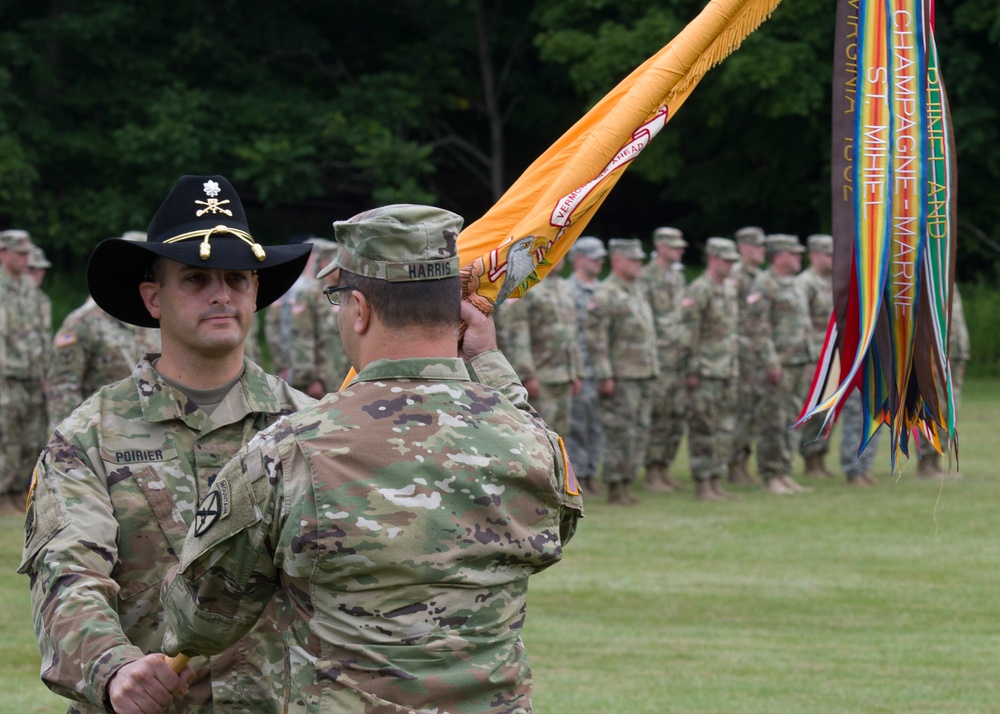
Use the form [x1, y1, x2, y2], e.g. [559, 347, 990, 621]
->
[1, 0, 999, 370]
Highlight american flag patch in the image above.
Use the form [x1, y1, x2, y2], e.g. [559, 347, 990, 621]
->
[55, 331, 78, 348]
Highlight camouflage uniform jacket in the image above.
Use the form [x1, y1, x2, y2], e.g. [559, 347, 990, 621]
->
[284, 279, 350, 391]
[19, 356, 314, 713]
[679, 273, 739, 380]
[564, 274, 600, 379]
[0, 269, 50, 380]
[795, 268, 833, 357]
[503, 276, 582, 385]
[265, 275, 312, 376]
[46, 298, 162, 430]
[730, 260, 761, 359]
[746, 269, 814, 371]
[640, 261, 688, 369]
[584, 274, 658, 381]
[162, 350, 584, 714]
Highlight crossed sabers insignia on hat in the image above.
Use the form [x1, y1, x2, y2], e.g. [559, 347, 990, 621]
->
[195, 198, 234, 217]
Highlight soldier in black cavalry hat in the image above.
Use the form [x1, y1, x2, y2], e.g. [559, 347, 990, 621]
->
[20, 175, 316, 714]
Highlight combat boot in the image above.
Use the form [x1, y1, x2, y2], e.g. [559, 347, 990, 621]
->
[803, 454, 825, 478]
[728, 457, 759, 486]
[644, 464, 674, 492]
[662, 471, 686, 490]
[608, 482, 638, 506]
[763, 477, 792, 495]
[710, 477, 740, 500]
[780, 475, 813, 493]
[695, 480, 719, 501]
[917, 453, 945, 479]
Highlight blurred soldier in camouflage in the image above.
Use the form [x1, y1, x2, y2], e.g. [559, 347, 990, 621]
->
[796, 234, 835, 477]
[503, 257, 582, 437]
[918, 284, 970, 478]
[0, 229, 50, 515]
[28, 243, 52, 287]
[641, 227, 689, 492]
[586, 238, 658, 505]
[728, 226, 767, 486]
[746, 234, 814, 495]
[565, 236, 607, 495]
[680, 238, 741, 501]
[268, 239, 351, 397]
[839, 391, 882, 486]
[162, 204, 583, 714]
[46, 232, 162, 432]
[265, 235, 321, 380]
[19, 175, 313, 714]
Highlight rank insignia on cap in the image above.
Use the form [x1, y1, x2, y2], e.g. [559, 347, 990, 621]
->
[194, 478, 231, 536]
[195, 181, 233, 218]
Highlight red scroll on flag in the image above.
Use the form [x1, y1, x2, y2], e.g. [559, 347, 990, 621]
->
[797, 0, 958, 473]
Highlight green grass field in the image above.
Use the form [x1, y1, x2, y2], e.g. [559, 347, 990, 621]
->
[2, 380, 998, 713]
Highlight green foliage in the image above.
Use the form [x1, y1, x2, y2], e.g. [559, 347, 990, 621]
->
[0, 0, 997, 283]
[959, 280, 1000, 378]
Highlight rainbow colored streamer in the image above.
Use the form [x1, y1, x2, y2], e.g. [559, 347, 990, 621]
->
[798, 0, 956, 473]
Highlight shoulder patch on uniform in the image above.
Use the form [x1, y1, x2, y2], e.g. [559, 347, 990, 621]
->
[54, 331, 78, 348]
[746, 292, 761, 304]
[558, 436, 579, 496]
[194, 478, 231, 536]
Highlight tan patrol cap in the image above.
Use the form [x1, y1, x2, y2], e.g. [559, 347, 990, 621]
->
[706, 237, 740, 262]
[806, 234, 834, 254]
[608, 238, 646, 261]
[1, 229, 32, 253]
[765, 233, 805, 254]
[321, 204, 461, 282]
[734, 226, 765, 246]
[652, 226, 687, 249]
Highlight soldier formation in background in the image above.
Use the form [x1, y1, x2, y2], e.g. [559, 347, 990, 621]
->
[585, 238, 658, 505]
[0, 230, 51, 514]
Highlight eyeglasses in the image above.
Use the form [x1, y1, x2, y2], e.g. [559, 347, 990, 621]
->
[323, 285, 355, 306]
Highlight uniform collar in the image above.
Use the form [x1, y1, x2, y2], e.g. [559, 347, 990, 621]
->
[350, 356, 470, 385]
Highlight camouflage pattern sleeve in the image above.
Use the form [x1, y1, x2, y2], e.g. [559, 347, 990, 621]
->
[18, 433, 147, 707]
[500, 294, 538, 382]
[264, 300, 291, 376]
[467, 349, 584, 543]
[583, 287, 614, 381]
[45, 319, 96, 430]
[287, 290, 323, 389]
[162, 426, 285, 658]
[466, 349, 532, 412]
[745, 273, 780, 373]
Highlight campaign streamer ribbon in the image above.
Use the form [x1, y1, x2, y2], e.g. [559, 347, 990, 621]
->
[797, 0, 956, 472]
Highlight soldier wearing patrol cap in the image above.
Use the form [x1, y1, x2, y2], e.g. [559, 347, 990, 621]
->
[728, 225, 767, 486]
[0, 229, 50, 515]
[585, 237, 658, 504]
[20, 175, 315, 713]
[162, 204, 582, 714]
[680, 238, 741, 500]
[565, 236, 607, 494]
[797, 233, 835, 477]
[745, 233, 814, 495]
[641, 227, 689, 492]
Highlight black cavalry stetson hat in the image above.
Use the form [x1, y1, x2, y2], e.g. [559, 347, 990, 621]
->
[88, 175, 312, 327]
